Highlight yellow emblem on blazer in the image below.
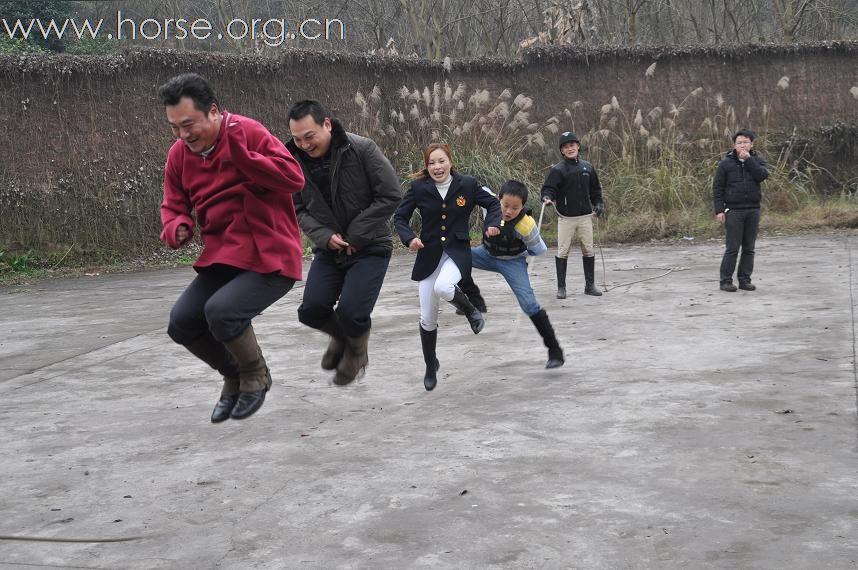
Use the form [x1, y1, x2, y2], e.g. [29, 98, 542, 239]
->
[456, 195, 466, 207]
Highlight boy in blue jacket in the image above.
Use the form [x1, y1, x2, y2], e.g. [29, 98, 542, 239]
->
[471, 180, 564, 369]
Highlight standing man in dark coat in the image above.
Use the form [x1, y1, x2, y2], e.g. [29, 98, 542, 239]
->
[713, 128, 769, 292]
[286, 100, 402, 385]
[541, 131, 605, 299]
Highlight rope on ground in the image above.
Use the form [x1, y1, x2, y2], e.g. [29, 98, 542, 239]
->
[0, 534, 149, 543]
[512, 201, 546, 336]
[601, 266, 691, 292]
[551, 203, 689, 293]
[593, 213, 607, 288]
[523, 201, 548, 282]
[49, 243, 75, 270]
[847, 233, 858, 448]
[593, 212, 700, 291]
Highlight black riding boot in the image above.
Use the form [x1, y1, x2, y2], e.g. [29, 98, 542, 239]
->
[419, 325, 440, 391]
[583, 256, 602, 296]
[449, 286, 484, 334]
[456, 274, 487, 314]
[555, 257, 568, 299]
[529, 309, 565, 369]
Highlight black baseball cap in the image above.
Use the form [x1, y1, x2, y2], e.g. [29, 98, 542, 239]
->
[559, 131, 580, 148]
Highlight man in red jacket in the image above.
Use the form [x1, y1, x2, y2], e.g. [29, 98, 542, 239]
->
[159, 73, 305, 422]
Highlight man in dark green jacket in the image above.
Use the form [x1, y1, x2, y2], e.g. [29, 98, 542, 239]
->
[286, 100, 402, 385]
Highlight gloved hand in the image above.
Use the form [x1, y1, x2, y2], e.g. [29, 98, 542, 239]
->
[593, 203, 605, 217]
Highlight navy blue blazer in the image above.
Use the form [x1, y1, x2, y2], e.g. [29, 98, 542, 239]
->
[394, 173, 502, 282]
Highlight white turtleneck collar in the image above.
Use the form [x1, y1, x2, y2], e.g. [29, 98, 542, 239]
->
[434, 175, 453, 199]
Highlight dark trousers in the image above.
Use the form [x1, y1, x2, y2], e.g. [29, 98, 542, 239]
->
[719, 208, 760, 284]
[297, 250, 391, 338]
[168, 264, 295, 345]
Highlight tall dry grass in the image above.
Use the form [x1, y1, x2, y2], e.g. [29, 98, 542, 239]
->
[343, 75, 856, 246]
[2, 70, 856, 277]
[349, 81, 559, 192]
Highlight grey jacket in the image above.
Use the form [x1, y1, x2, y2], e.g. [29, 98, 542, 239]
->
[287, 120, 402, 254]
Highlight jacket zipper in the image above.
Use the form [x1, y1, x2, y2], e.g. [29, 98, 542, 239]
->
[740, 160, 747, 193]
[330, 142, 351, 203]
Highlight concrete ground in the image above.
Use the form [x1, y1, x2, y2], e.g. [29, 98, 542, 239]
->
[1, 233, 856, 569]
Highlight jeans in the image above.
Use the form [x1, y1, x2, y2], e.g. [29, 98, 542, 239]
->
[719, 208, 760, 284]
[298, 250, 391, 338]
[471, 246, 541, 316]
[168, 264, 295, 344]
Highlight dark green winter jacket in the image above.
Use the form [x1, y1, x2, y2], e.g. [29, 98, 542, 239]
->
[287, 119, 402, 254]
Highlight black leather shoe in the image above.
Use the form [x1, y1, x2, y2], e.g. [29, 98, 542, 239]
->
[720, 282, 737, 292]
[584, 283, 602, 296]
[230, 390, 267, 420]
[211, 396, 237, 423]
[739, 282, 756, 291]
[546, 349, 565, 369]
[424, 358, 440, 391]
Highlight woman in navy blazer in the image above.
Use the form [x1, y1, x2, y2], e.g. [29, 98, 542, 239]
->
[394, 143, 501, 391]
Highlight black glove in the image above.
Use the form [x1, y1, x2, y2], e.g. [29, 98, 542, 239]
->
[593, 203, 605, 217]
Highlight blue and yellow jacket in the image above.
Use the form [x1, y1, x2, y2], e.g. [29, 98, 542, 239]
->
[481, 207, 547, 259]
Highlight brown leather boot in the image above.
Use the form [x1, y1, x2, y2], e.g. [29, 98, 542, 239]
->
[223, 325, 272, 420]
[317, 314, 346, 370]
[184, 333, 240, 423]
[333, 330, 370, 386]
